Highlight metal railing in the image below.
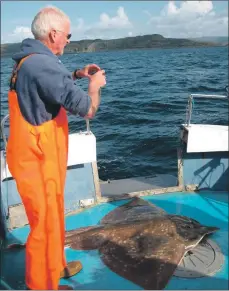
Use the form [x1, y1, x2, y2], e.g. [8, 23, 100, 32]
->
[185, 89, 228, 126]
[1, 114, 91, 151]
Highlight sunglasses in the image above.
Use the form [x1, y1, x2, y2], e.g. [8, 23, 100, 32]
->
[55, 29, 71, 40]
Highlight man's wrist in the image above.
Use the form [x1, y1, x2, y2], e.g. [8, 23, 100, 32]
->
[73, 69, 82, 79]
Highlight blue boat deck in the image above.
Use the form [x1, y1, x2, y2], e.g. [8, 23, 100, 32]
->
[1, 190, 228, 290]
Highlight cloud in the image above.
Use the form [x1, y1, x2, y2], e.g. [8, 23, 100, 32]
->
[2, 2, 227, 43]
[72, 6, 133, 40]
[3, 26, 33, 43]
[97, 7, 132, 30]
[146, 1, 228, 38]
[73, 18, 85, 32]
[143, 10, 153, 19]
[164, 1, 213, 17]
[2, 7, 132, 43]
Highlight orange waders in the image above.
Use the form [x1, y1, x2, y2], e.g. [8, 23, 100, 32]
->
[6, 55, 68, 289]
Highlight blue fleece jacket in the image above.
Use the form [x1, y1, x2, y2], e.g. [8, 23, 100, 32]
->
[12, 38, 91, 125]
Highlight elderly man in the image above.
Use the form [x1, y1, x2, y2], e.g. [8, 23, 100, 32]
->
[6, 5, 106, 290]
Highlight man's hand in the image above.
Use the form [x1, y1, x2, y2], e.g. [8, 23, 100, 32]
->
[89, 70, 106, 88]
[85, 70, 106, 119]
[75, 64, 101, 79]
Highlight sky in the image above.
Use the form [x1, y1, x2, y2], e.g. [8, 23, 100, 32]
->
[1, 1, 228, 44]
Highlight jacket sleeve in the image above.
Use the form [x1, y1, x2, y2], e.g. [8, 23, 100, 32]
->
[32, 55, 91, 117]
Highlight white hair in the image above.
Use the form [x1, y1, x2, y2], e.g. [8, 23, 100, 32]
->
[31, 5, 70, 40]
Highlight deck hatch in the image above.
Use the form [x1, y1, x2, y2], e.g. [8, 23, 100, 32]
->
[174, 239, 224, 278]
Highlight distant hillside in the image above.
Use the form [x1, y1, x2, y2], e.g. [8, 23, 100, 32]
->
[189, 36, 228, 46]
[1, 43, 22, 56]
[1, 34, 224, 56]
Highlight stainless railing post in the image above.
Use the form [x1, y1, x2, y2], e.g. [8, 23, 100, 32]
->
[186, 95, 193, 126]
[86, 119, 90, 134]
[185, 93, 228, 126]
[0, 114, 9, 150]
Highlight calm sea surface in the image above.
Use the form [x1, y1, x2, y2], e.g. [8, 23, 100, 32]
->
[1, 46, 228, 180]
